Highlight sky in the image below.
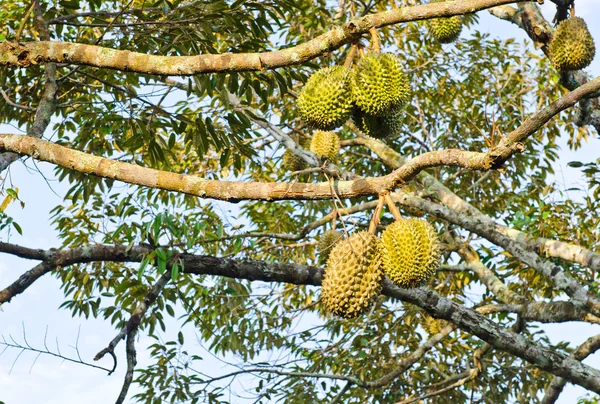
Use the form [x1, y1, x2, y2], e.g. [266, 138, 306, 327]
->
[1, 2, 600, 403]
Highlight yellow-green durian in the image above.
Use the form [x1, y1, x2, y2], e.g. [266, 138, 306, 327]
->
[550, 17, 596, 71]
[380, 218, 440, 288]
[352, 53, 411, 116]
[297, 66, 354, 130]
[352, 107, 403, 139]
[282, 150, 308, 172]
[318, 230, 344, 263]
[427, 0, 463, 44]
[309, 130, 341, 161]
[422, 315, 447, 336]
[321, 231, 384, 318]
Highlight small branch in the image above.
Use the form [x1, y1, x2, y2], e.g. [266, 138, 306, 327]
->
[0, 326, 112, 373]
[0, 88, 36, 112]
[115, 328, 137, 404]
[0, 263, 53, 304]
[331, 381, 353, 404]
[94, 271, 171, 372]
[14, 1, 36, 43]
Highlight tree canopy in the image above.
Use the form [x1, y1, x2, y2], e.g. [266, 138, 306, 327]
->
[1, 0, 600, 403]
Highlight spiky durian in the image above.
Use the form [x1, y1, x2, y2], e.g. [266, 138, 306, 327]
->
[318, 230, 344, 263]
[427, 0, 463, 44]
[352, 53, 411, 116]
[297, 66, 354, 130]
[352, 107, 403, 139]
[282, 150, 308, 172]
[380, 218, 440, 288]
[309, 130, 341, 161]
[422, 315, 447, 336]
[321, 231, 384, 318]
[550, 17, 596, 71]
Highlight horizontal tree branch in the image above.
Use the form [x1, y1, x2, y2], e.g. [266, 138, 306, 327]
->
[0, 75, 597, 202]
[0, 0, 520, 75]
[2, 241, 600, 392]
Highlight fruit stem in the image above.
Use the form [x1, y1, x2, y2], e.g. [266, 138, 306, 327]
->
[331, 209, 338, 230]
[368, 194, 385, 234]
[343, 44, 358, 68]
[384, 193, 403, 220]
[369, 27, 381, 53]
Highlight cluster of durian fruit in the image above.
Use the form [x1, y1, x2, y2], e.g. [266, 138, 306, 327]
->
[296, 51, 411, 142]
[318, 217, 440, 319]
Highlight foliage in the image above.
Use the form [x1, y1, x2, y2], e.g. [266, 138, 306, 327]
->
[1, 0, 599, 403]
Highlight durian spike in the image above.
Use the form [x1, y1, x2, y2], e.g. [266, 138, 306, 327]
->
[368, 194, 386, 234]
[369, 27, 381, 53]
[384, 193, 403, 220]
[344, 44, 358, 68]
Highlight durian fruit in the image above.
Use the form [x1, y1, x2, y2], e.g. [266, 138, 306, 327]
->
[321, 231, 384, 318]
[318, 229, 344, 263]
[549, 17, 596, 71]
[422, 315, 447, 336]
[309, 130, 341, 161]
[282, 150, 308, 172]
[297, 66, 354, 130]
[352, 107, 403, 139]
[352, 53, 411, 116]
[380, 218, 440, 288]
[427, 0, 463, 44]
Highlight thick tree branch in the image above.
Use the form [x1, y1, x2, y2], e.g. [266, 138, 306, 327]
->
[542, 333, 600, 404]
[2, 242, 600, 392]
[0, 74, 597, 201]
[0, 0, 521, 75]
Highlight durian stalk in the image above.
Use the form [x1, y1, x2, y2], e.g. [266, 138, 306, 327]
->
[368, 194, 386, 234]
[369, 27, 381, 53]
[384, 193, 403, 220]
[343, 44, 358, 68]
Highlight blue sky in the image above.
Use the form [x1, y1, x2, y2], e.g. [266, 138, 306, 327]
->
[1, 2, 600, 403]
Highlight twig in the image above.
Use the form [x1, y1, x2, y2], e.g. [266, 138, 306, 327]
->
[94, 271, 171, 374]
[115, 328, 138, 404]
[15, 1, 36, 43]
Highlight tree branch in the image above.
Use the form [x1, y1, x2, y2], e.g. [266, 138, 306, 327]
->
[2, 241, 600, 392]
[541, 333, 600, 404]
[0, 0, 521, 75]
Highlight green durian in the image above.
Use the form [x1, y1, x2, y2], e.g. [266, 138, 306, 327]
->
[309, 130, 341, 161]
[352, 53, 411, 116]
[297, 66, 354, 130]
[321, 231, 384, 318]
[380, 218, 440, 288]
[352, 107, 403, 139]
[282, 150, 308, 172]
[318, 230, 344, 263]
[550, 17, 596, 71]
[427, 0, 463, 44]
